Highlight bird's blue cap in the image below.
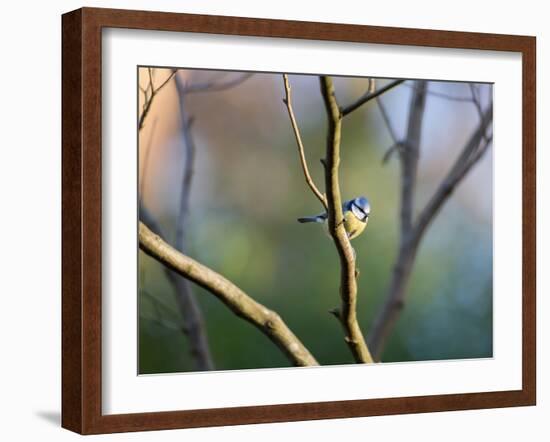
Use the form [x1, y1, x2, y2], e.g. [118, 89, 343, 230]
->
[350, 196, 370, 221]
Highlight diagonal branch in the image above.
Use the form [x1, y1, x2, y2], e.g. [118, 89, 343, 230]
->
[320, 76, 373, 364]
[184, 72, 254, 94]
[139, 222, 319, 367]
[341, 79, 405, 117]
[282, 74, 328, 210]
[414, 102, 493, 241]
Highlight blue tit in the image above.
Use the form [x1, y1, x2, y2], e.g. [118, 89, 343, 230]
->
[297, 196, 370, 240]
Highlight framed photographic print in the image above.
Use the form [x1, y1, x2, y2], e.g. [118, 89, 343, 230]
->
[62, 7, 536, 434]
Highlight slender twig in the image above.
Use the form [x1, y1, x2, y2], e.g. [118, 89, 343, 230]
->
[139, 222, 319, 367]
[138, 69, 178, 130]
[376, 97, 399, 146]
[184, 72, 254, 94]
[367, 78, 376, 94]
[404, 82, 478, 103]
[320, 76, 374, 364]
[376, 97, 403, 164]
[341, 79, 405, 117]
[282, 74, 328, 210]
[142, 289, 182, 322]
[139, 118, 157, 205]
[469, 84, 490, 145]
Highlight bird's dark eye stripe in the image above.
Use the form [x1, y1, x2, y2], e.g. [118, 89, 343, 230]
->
[354, 204, 367, 216]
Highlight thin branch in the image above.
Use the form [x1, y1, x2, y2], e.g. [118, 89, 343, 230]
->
[142, 289, 182, 322]
[367, 78, 376, 94]
[139, 118, 157, 205]
[174, 74, 198, 253]
[320, 76, 373, 364]
[376, 97, 399, 146]
[403, 82, 478, 103]
[469, 84, 491, 145]
[282, 74, 328, 210]
[341, 79, 405, 117]
[139, 222, 319, 367]
[184, 72, 254, 94]
[138, 69, 178, 130]
[376, 96, 403, 164]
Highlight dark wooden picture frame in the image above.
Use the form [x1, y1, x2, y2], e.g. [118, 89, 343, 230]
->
[62, 7, 536, 434]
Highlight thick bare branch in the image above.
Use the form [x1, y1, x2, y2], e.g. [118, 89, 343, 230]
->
[282, 74, 328, 210]
[341, 79, 405, 117]
[320, 76, 373, 364]
[139, 222, 319, 367]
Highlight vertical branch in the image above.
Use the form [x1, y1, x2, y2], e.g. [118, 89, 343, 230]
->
[367, 81, 427, 359]
[139, 118, 157, 205]
[320, 76, 373, 364]
[165, 74, 215, 371]
[400, 80, 427, 234]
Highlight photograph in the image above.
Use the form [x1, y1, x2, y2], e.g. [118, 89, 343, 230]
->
[137, 67, 494, 374]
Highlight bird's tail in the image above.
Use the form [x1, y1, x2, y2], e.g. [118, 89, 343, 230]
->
[297, 215, 325, 223]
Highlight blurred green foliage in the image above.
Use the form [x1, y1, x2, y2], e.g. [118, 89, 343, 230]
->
[138, 71, 492, 374]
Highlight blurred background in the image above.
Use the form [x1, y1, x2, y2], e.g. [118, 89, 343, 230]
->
[138, 67, 493, 374]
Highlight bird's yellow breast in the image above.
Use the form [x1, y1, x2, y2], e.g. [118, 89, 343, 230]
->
[344, 211, 368, 240]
